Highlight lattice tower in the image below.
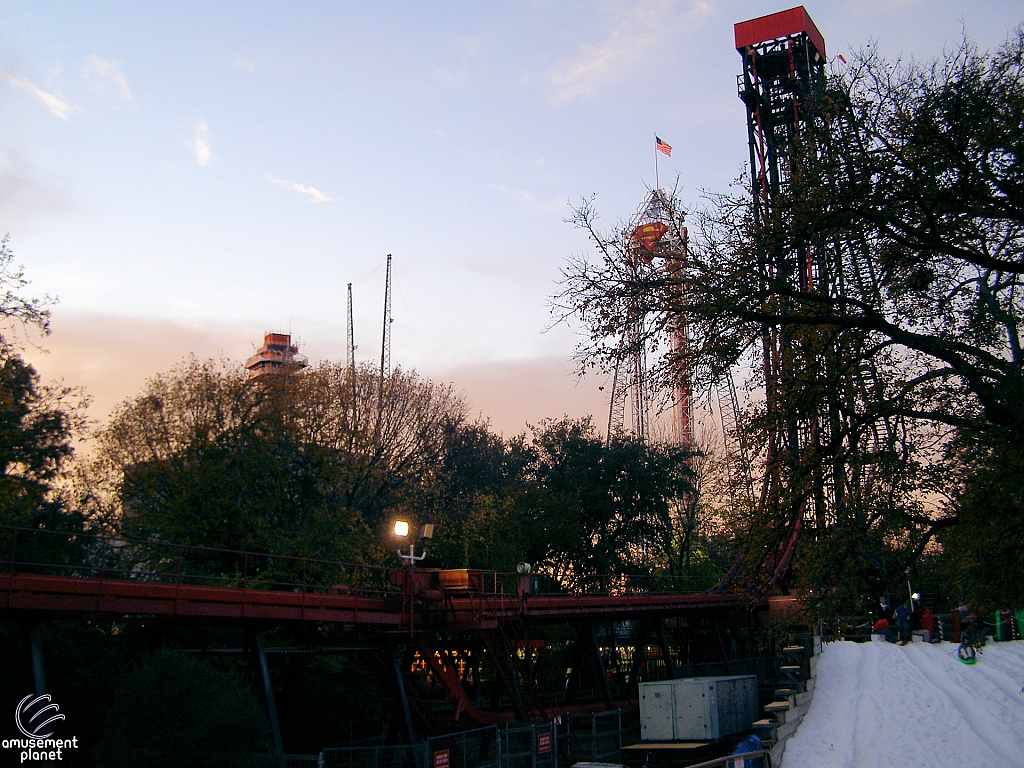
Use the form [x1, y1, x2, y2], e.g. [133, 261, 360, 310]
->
[734, 7, 893, 585]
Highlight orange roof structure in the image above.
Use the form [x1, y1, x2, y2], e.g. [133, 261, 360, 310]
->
[244, 332, 308, 379]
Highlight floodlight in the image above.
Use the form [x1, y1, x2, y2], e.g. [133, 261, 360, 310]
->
[912, 592, 921, 601]
[420, 524, 435, 540]
[394, 520, 409, 538]
[517, 562, 532, 574]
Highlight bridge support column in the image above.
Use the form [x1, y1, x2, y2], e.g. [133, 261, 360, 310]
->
[713, 619, 732, 675]
[250, 632, 286, 768]
[29, 624, 47, 695]
[586, 624, 615, 711]
[389, 646, 424, 768]
[565, 630, 583, 703]
[629, 621, 648, 687]
[655, 621, 676, 680]
[390, 647, 418, 747]
[24, 623, 55, 768]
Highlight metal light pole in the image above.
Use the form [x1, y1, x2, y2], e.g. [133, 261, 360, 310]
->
[394, 521, 433, 565]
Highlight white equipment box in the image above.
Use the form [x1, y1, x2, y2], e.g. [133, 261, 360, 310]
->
[639, 675, 758, 741]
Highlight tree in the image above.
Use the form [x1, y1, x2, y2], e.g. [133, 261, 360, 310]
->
[419, 419, 534, 570]
[557, 28, 1024, 607]
[751, 31, 1024, 441]
[518, 417, 698, 588]
[93, 358, 466, 575]
[0, 235, 53, 340]
[931, 427, 1024, 606]
[0, 237, 82, 532]
[286, 361, 467, 535]
[0, 349, 80, 528]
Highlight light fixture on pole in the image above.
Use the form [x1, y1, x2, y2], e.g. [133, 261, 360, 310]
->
[394, 520, 433, 565]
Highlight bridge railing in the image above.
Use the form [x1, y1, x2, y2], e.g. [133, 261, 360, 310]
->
[1, 525, 725, 600]
[0, 526, 397, 598]
[471, 571, 722, 598]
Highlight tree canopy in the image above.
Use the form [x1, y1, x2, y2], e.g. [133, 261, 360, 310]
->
[0, 237, 82, 532]
[90, 353, 709, 588]
[92, 358, 465, 570]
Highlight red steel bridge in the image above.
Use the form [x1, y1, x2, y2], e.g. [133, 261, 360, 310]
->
[0, 526, 745, 629]
[2, 525, 777, 761]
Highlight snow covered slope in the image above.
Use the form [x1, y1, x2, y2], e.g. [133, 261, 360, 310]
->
[781, 640, 1024, 768]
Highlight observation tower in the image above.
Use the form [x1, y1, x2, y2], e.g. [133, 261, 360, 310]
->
[244, 332, 309, 379]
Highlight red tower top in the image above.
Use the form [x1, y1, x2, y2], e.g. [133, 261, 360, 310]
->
[734, 6, 826, 60]
[245, 332, 308, 379]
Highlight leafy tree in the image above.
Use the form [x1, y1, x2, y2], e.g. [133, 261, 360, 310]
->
[0, 237, 83, 533]
[750, 31, 1024, 442]
[287, 361, 466, 534]
[421, 420, 534, 570]
[388, 415, 708, 583]
[520, 417, 697, 587]
[931, 427, 1024, 606]
[93, 358, 465, 577]
[0, 235, 53, 339]
[0, 348, 80, 527]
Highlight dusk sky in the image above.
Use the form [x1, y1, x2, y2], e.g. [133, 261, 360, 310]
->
[2, 1, 1020, 437]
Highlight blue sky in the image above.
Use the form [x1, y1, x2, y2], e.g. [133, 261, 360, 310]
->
[2, 1, 1021, 434]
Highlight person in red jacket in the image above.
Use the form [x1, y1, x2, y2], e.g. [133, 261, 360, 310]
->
[920, 606, 935, 642]
[872, 618, 895, 643]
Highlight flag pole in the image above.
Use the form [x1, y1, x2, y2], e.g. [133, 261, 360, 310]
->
[654, 134, 659, 191]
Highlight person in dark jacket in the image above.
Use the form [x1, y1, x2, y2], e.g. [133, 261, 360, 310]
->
[894, 603, 911, 644]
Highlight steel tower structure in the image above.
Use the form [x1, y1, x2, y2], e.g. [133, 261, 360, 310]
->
[346, 282, 356, 376]
[605, 189, 693, 451]
[733, 7, 891, 587]
[733, 7, 830, 585]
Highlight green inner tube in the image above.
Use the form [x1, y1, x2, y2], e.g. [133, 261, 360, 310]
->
[957, 645, 977, 664]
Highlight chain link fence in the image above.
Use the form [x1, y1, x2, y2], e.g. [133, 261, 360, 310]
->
[319, 723, 556, 768]
[424, 726, 500, 768]
[564, 710, 638, 764]
[499, 723, 557, 768]
[320, 744, 422, 768]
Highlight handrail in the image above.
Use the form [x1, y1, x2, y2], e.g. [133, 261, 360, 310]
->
[0, 525, 392, 573]
[680, 750, 770, 768]
[0, 525, 730, 599]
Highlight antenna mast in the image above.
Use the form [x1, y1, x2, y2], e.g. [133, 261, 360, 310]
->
[347, 282, 357, 432]
[377, 254, 393, 432]
[346, 282, 356, 374]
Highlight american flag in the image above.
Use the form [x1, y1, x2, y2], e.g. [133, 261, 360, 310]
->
[656, 136, 672, 156]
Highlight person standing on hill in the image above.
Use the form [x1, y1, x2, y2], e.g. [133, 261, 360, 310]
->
[894, 603, 911, 645]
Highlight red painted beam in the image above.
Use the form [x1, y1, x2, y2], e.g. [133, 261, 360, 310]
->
[1, 572, 750, 628]
[0, 573, 403, 627]
[446, 591, 749, 622]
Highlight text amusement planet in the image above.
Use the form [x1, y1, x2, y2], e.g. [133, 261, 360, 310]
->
[4, 695, 78, 763]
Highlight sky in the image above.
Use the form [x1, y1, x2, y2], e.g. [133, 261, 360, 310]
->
[1, 0, 1021, 436]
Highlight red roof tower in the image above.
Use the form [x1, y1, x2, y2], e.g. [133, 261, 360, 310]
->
[244, 332, 309, 379]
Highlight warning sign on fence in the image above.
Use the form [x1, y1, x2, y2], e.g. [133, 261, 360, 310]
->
[536, 732, 551, 754]
[434, 749, 450, 768]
